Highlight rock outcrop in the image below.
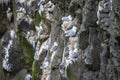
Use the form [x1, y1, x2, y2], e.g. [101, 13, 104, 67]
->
[0, 0, 120, 80]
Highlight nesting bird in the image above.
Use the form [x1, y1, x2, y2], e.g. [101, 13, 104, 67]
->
[0, 0, 10, 5]
[62, 15, 72, 21]
[35, 25, 44, 38]
[38, 4, 44, 15]
[44, 1, 53, 8]
[50, 42, 58, 53]
[38, 0, 45, 6]
[24, 73, 32, 80]
[45, 2, 55, 12]
[64, 26, 77, 37]
[69, 48, 78, 59]
[6, 7, 13, 22]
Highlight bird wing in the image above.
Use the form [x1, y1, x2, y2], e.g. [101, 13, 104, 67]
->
[65, 29, 75, 37]
[50, 45, 58, 52]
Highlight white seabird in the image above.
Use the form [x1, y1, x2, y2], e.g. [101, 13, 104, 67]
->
[50, 42, 58, 53]
[24, 73, 32, 80]
[6, 7, 12, 22]
[26, 31, 30, 39]
[35, 25, 44, 38]
[44, 1, 53, 8]
[38, 0, 45, 6]
[62, 15, 72, 21]
[69, 48, 78, 59]
[38, 4, 44, 15]
[64, 26, 77, 37]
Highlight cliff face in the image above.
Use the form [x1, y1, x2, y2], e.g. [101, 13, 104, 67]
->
[0, 0, 120, 80]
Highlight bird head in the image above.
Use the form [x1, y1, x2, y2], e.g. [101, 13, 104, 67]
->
[6, 7, 11, 13]
[68, 15, 72, 21]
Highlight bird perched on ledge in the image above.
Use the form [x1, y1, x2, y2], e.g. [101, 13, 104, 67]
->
[62, 15, 72, 21]
[50, 42, 58, 53]
[6, 7, 13, 22]
[35, 24, 44, 38]
[64, 26, 77, 37]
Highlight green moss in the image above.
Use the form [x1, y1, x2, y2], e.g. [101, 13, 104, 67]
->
[17, 28, 34, 67]
[32, 60, 39, 80]
[67, 66, 78, 80]
[18, 77, 24, 80]
[32, 12, 46, 26]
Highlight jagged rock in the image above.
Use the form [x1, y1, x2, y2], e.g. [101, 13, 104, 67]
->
[0, 0, 120, 80]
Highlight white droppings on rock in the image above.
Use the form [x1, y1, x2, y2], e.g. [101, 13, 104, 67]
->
[38, 0, 45, 6]
[2, 40, 13, 71]
[69, 48, 78, 59]
[44, 1, 53, 8]
[10, 30, 16, 39]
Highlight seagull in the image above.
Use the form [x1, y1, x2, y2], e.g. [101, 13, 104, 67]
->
[6, 7, 13, 22]
[35, 25, 44, 38]
[38, 0, 45, 6]
[64, 26, 77, 37]
[69, 48, 78, 59]
[50, 42, 58, 53]
[24, 73, 32, 80]
[62, 15, 72, 21]
[26, 31, 30, 39]
[38, 4, 44, 15]
[44, 1, 53, 8]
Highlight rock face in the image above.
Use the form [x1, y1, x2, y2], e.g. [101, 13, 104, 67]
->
[0, 0, 120, 80]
